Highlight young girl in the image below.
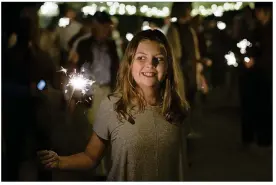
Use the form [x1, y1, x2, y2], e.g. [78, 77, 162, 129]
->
[38, 29, 189, 181]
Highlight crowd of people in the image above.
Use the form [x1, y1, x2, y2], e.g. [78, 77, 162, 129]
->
[2, 2, 272, 181]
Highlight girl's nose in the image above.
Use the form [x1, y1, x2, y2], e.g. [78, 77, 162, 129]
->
[145, 57, 158, 66]
[151, 57, 159, 67]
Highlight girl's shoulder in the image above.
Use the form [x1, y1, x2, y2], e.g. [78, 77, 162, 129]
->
[102, 93, 122, 109]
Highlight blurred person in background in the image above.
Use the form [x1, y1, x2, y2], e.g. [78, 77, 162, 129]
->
[40, 17, 61, 68]
[67, 15, 94, 67]
[161, 16, 184, 97]
[233, 6, 259, 150]
[111, 16, 123, 60]
[68, 15, 94, 51]
[170, 3, 206, 170]
[2, 6, 59, 181]
[190, 15, 212, 99]
[172, 3, 207, 109]
[205, 19, 229, 90]
[70, 11, 120, 177]
[171, 3, 208, 137]
[73, 11, 119, 119]
[240, 2, 273, 149]
[57, 8, 82, 66]
[162, 16, 182, 64]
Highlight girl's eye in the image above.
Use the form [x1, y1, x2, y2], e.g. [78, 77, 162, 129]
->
[157, 57, 165, 62]
[156, 57, 165, 64]
[137, 56, 146, 60]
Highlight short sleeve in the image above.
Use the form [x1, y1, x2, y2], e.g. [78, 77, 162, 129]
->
[93, 97, 117, 140]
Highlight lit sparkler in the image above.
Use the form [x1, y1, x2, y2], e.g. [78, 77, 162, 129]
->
[57, 66, 96, 104]
[67, 71, 95, 95]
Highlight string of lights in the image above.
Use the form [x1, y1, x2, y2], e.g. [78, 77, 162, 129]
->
[38, 2, 253, 18]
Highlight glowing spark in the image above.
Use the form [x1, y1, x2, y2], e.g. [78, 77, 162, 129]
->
[57, 66, 68, 75]
[68, 73, 96, 94]
[58, 65, 96, 106]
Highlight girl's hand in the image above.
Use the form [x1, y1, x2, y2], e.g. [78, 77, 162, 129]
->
[37, 150, 60, 169]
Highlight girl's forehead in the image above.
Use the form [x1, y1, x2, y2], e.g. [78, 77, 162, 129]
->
[136, 40, 166, 55]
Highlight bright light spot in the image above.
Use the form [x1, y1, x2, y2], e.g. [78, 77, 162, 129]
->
[58, 17, 70, 27]
[145, 9, 153, 17]
[82, 5, 97, 15]
[111, 2, 120, 9]
[223, 3, 231, 11]
[217, 21, 226, 30]
[57, 66, 68, 75]
[162, 7, 169, 15]
[211, 4, 217, 10]
[142, 21, 151, 30]
[201, 8, 208, 16]
[119, 3, 125, 8]
[126, 33, 134, 41]
[191, 9, 199, 17]
[37, 80, 46, 90]
[126, 5, 136, 15]
[130, 6, 137, 15]
[235, 2, 243, 10]
[106, 2, 113, 6]
[142, 25, 151, 30]
[249, 3, 255, 9]
[171, 17, 177, 22]
[244, 57, 250, 63]
[157, 10, 164, 17]
[119, 7, 126, 15]
[140, 5, 149, 13]
[109, 9, 116, 15]
[214, 6, 223, 17]
[70, 76, 86, 90]
[151, 7, 158, 14]
[225, 51, 238, 67]
[241, 50, 246, 54]
[39, 2, 59, 17]
[237, 39, 252, 54]
[100, 6, 106, 12]
[199, 5, 205, 11]
[68, 73, 95, 94]
[126, 5, 132, 10]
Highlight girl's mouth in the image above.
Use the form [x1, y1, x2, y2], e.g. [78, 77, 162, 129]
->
[141, 72, 156, 77]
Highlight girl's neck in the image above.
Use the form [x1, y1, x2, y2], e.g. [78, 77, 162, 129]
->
[138, 87, 161, 106]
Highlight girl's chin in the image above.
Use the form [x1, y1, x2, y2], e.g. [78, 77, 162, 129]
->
[138, 83, 159, 89]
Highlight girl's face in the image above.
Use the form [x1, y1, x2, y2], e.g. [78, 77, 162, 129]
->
[131, 40, 167, 89]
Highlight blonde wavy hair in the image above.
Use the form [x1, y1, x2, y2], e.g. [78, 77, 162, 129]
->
[109, 29, 189, 124]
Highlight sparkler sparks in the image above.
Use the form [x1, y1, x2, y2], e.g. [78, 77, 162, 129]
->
[57, 66, 68, 75]
[67, 72, 95, 95]
[57, 66, 96, 105]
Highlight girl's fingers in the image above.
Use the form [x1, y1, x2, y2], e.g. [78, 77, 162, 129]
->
[37, 150, 49, 156]
[45, 161, 58, 169]
[39, 153, 54, 161]
[41, 157, 57, 165]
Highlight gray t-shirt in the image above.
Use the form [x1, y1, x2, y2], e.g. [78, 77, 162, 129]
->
[93, 96, 187, 181]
